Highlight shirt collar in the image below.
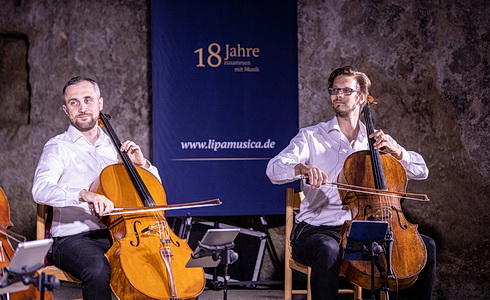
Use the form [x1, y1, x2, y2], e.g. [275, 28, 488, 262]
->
[325, 116, 341, 133]
[66, 124, 107, 145]
[325, 116, 368, 141]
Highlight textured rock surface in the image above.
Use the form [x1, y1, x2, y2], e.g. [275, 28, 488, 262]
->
[0, 0, 152, 241]
[0, 0, 488, 298]
[297, 1, 489, 298]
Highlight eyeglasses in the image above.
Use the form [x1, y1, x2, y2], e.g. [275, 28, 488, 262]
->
[328, 87, 360, 95]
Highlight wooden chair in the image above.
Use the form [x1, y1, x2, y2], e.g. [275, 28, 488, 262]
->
[284, 187, 362, 300]
[36, 204, 81, 283]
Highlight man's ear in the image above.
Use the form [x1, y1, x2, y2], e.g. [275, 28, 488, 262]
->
[62, 105, 68, 115]
[99, 97, 104, 111]
[358, 94, 367, 106]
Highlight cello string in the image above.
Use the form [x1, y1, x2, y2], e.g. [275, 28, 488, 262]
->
[365, 103, 388, 223]
[364, 104, 382, 189]
[100, 113, 155, 206]
[101, 113, 175, 276]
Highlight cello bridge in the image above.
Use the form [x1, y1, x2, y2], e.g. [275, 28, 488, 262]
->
[369, 207, 393, 220]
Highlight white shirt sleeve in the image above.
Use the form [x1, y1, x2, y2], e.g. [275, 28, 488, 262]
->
[32, 142, 81, 207]
[266, 129, 310, 184]
[387, 135, 429, 180]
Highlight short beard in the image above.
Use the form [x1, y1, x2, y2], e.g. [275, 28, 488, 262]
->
[333, 105, 355, 118]
[71, 116, 97, 132]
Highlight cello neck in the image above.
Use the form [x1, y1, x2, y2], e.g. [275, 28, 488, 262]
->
[98, 112, 156, 207]
[362, 104, 388, 191]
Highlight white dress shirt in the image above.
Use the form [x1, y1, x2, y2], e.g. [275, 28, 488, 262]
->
[32, 125, 161, 237]
[266, 116, 429, 226]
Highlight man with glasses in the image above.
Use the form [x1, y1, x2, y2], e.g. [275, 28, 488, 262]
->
[266, 66, 436, 299]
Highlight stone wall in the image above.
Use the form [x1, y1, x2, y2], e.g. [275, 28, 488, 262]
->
[297, 1, 489, 298]
[0, 0, 488, 299]
[0, 0, 152, 237]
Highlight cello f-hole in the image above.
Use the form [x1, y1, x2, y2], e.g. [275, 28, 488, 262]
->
[171, 239, 180, 247]
[393, 208, 409, 229]
[362, 204, 372, 217]
[130, 220, 142, 247]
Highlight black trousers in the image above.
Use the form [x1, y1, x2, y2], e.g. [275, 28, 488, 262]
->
[52, 229, 113, 300]
[291, 222, 436, 300]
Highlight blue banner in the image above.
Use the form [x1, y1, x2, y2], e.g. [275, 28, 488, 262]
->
[151, 0, 298, 216]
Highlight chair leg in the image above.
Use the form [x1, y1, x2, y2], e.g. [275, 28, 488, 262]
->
[284, 266, 293, 300]
[307, 267, 312, 300]
[354, 284, 362, 300]
[380, 290, 388, 300]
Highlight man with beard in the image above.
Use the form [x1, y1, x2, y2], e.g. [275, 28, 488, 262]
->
[32, 76, 160, 300]
[266, 66, 436, 299]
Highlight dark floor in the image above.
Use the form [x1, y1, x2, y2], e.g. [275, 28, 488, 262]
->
[48, 281, 369, 300]
[48, 281, 408, 300]
[51, 281, 285, 300]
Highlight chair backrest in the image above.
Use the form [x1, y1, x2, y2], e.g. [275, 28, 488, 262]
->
[285, 187, 304, 257]
[36, 204, 55, 265]
[35, 203, 81, 282]
[36, 204, 52, 240]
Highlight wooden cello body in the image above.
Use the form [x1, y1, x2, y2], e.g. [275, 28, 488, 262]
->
[0, 188, 53, 300]
[91, 114, 205, 300]
[338, 100, 427, 291]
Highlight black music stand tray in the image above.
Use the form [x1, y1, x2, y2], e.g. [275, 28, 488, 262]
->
[186, 228, 240, 300]
[0, 239, 59, 300]
[343, 220, 390, 300]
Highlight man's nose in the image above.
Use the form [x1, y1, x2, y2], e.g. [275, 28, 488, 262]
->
[79, 104, 88, 112]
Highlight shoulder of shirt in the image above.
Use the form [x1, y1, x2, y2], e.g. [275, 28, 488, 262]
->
[41, 131, 69, 156]
[63, 125, 85, 143]
[298, 118, 338, 134]
[44, 127, 74, 145]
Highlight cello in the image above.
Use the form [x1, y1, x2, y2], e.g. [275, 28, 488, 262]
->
[0, 188, 54, 300]
[90, 113, 206, 299]
[338, 97, 427, 291]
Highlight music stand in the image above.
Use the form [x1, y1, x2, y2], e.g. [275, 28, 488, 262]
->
[0, 239, 59, 300]
[343, 220, 389, 300]
[186, 228, 240, 300]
